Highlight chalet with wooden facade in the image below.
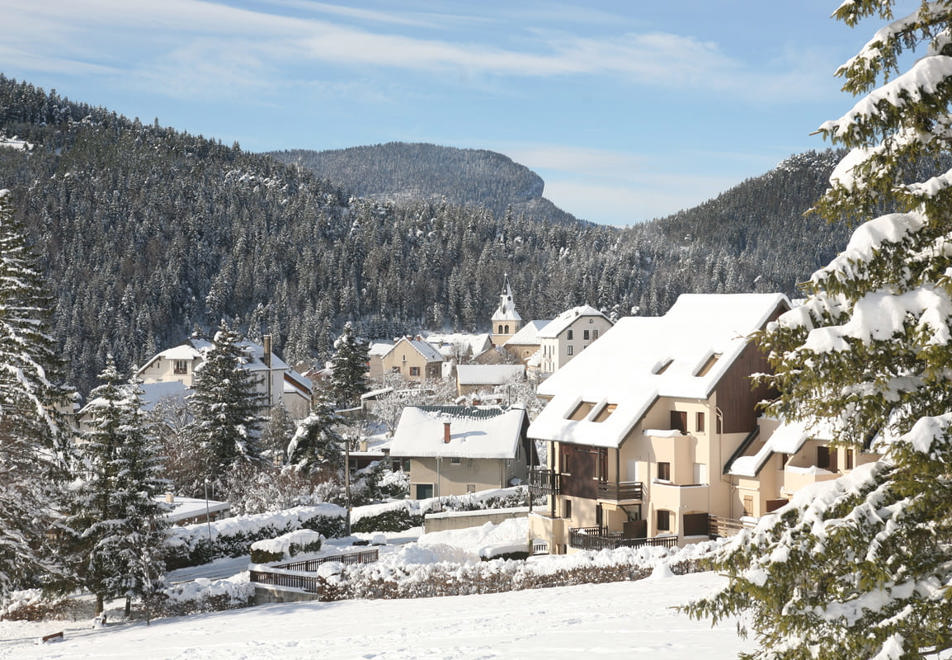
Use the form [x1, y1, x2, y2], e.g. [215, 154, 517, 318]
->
[527, 293, 790, 553]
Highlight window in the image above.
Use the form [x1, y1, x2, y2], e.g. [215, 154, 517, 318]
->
[498, 324, 504, 334]
[817, 446, 837, 471]
[400, 459, 411, 472]
[567, 329, 573, 340]
[583, 329, 590, 340]
[415, 484, 434, 499]
[504, 324, 509, 333]
[695, 353, 721, 377]
[657, 462, 671, 481]
[670, 410, 687, 433]
[657, 509, 671, 532]
[593, 329, 599, 340]
[567, 345, 574, 356]
[409, 366, 420, 377]
[845, 449, 854, 470]
[743, 496, 754, 517]
[563, 498, 572, 519]
[466, 484, 476, 493]
[696, 412, 705, 433]
[567, 401, 594, 421]
[174, 360, 188, 375]
[592, 403, 616, 423]
[391, 366, 401, 373]
[450, 457, 461, 465]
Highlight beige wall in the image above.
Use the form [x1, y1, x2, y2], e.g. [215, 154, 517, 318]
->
[380, 339, 442, 383]
[408, 456, 511, 497]
[424, 508, 529, 533]
[491, 319, 522, 347]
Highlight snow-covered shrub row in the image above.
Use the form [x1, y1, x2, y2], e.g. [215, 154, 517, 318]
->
[349, 486, 529, 533]
[165, 504, 346, 569]
[157, 574, 255, 616]
[0, 589, 71, 621]
[249, 529, 324, 564]
[311, 540, 721, 601]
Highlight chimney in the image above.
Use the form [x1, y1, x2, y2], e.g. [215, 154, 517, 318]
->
[263, 334, 272, 368]
[443, 422, 451, 444]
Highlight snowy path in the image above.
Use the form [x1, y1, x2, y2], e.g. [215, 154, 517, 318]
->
[0, 571, 751, 659]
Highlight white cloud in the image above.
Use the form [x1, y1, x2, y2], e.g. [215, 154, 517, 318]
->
[1, 0, 833, 103]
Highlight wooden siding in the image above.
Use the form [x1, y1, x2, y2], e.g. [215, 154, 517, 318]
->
[714, 302, 786, 434]
[559, 444, 598, 499]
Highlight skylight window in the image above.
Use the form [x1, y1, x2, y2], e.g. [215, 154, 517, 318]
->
[567, 401, 594, 421]
[591, 403, 617, 423]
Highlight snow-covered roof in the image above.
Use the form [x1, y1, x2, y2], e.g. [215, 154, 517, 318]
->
[157, 495, 231, 523]
[529, 293, 789, 449]
[424, 332, 492, 359]
[140, 338, 290, 376]
[729, 419, 834, 477]
[368, 341, 395, 357]
[536, 305, 608, 339]
[491, 278, 522, 322]
[389, 406, 527, 459]
[457, 364, 525, 386]
[386, 338, 443, 363]
[140, 381, 189, 411]
[504, 320, 551, 346]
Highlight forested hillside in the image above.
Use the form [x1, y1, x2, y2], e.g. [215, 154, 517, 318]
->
[267, 142, 578, 224]
[0, 76, 850, 393]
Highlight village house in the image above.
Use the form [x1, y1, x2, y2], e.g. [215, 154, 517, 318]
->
[503, 320, 551, 366]
[389, 405, 536, 499]
[366, 341, 395, 381]
[136, 335, 313, 419]
[536, 305, 613, 376]
[526, 293, 790, 554]
[379, 336, 444, 382]
[455, 364, 526, 397]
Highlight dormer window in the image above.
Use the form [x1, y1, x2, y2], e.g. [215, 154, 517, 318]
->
[567, 401, 595, 421]
[695, 354, 721, 377]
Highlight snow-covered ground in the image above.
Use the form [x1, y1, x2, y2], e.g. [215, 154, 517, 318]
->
[0, 571, 749, 659]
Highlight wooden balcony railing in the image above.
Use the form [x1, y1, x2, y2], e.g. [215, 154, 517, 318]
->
[596, 480, 644, 501]
[250, 548, 379, 593]
[568, 526, 679, 551]
[528, 467, 563, 496]
[708, 515, 750, 539]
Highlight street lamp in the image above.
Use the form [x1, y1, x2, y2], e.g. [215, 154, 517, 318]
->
[203, 478, 212, 542]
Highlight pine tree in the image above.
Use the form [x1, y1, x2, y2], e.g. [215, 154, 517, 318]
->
[286, 392, 343, 476]
[0, 190, 69, 597]
[188, 321, 264, 480]
[329, 321, 369, 409]
[112, 374, 168, 620]
[686, 3, 952, 657]
[68, 356, 128, 615]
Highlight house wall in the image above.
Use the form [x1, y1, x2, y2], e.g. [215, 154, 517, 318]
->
[140, 355, 201, 386]
[408, 456, 509, 497]
[380, 339, 441, 382]
[282, 389, 311, 420]
[505, 343, 540, 365]
[539, 315, 612, 374]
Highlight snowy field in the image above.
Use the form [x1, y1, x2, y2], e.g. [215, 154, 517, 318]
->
[0, 571, 749, 659]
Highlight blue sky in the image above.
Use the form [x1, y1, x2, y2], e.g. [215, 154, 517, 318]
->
[0, 1, 901, 225]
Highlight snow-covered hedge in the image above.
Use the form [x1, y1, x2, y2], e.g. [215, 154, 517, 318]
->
[158, 574, 255, 616]
[0, 589, 71, 621]
[165, 504, 346, 569]
[309, 540, 720, 601]
[250, 529, 324, 564]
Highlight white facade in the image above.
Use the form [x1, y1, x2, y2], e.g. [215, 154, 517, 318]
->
[537, 306, 613, 375]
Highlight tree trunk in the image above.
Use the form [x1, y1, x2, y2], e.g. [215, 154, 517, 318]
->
[95, 593, 104, 616]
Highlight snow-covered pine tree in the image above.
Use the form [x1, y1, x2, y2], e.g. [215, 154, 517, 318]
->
[286, 391, 343, 476]
[188, 321, 264, 479]
[686, 3, 952, 657]
[68, 356, 128, 615]
[112, 374, 168, 620]
[329, 321, 369, 409]
[0, 190, 70, 597]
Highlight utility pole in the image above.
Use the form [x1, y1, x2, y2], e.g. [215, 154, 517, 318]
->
[344, 434, 352, 536]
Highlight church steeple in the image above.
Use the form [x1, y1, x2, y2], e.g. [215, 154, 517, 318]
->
[491, 274, 522, 346]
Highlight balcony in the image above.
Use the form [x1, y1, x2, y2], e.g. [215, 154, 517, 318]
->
[596, 480, 644, 502]
[528, 467, 563, 496]
[707, 515, 755, 539]
[568, 526, 678, 551]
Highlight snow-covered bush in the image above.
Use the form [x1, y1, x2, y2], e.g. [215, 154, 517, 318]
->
[165, 504, 345, 569]
[158, 574, 255, 616]
[249, 529, 324, 564]
[0, 589, 71, 621]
